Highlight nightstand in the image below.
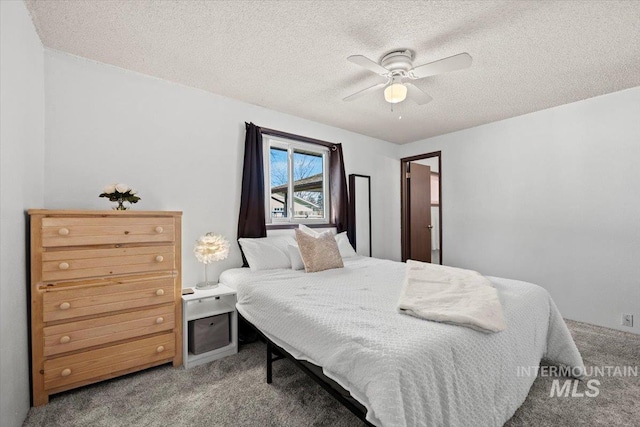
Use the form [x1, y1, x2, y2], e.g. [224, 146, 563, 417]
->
[182, 285, 238, 369]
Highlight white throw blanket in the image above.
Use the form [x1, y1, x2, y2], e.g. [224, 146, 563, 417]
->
[398, 260, 507, 333]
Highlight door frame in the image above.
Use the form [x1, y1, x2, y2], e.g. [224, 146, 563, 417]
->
[400, 151, 442, 263]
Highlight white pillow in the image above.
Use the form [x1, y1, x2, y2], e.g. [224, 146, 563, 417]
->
[335, 232, 357, 258]
[288, 244, 305, 270]
[238, 235, 296, 271]
[298, 224, 320, 237]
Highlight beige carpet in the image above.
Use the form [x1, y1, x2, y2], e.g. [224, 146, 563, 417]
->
[23, 320, 639, 426]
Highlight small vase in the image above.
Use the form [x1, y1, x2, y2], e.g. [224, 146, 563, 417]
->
[114, 198, 128, 211]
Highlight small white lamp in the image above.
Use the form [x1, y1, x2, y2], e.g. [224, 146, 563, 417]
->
[193, 232, 230, 289]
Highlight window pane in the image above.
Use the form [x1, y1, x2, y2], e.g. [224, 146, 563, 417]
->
[270, 147, 288, 218]
[292, 149, 324, 219]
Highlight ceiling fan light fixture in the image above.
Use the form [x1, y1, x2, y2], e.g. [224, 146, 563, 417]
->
[384, 81, 407, 104]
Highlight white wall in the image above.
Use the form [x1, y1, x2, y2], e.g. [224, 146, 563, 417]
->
[43, 50, 401, 287]
[0, 1, 46, 425]
[400, 87, 640, 333]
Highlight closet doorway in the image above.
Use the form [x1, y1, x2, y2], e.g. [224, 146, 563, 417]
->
[401, 151, 442, 264]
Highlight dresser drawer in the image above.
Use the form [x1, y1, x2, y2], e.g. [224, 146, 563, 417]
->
[43, 305, 175, 357]
[41, 217, 175, 247]
[43, 333, 175, 391]
[41, 246, 174, 282]
[42, 276, 175, 322]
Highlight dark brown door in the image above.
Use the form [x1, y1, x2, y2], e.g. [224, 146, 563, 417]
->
[408, 163, 432, 262]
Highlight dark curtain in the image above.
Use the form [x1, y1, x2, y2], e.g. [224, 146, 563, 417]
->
[329, 143, 350, 234]
[237, 123, 266, 340]
[237, 122, 267, 265]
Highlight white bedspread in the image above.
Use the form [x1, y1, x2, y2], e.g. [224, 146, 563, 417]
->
[398, 260, 507, 333]
[220, 257, 584, 427]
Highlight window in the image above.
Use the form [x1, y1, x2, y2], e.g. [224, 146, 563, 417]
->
[264, 135, 330, 224]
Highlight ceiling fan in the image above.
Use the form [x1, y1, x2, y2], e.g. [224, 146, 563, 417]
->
[343, 49, 472, 105]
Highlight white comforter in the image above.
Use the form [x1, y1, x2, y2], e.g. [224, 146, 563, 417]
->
[220, 256, 584, 427]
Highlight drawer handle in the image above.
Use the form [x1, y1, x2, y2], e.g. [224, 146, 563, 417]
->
[155, 226, 164, 233]
[58, 262, 70, 270]
[59, 302, 71, 310]
[156, 345, 165, 353]
[59, 336, 71, 344]
[155, 289, 165, 296]
[156, 317, 164, 324]
[155, 255, 164, 263]
[58, 228, 70, 236]
[61, 368, 72, 377]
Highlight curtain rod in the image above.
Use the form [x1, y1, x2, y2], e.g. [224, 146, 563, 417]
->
[257, 125, 338, 150]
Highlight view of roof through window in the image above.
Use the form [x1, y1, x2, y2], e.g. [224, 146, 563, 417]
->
[269, 147, 325, 220]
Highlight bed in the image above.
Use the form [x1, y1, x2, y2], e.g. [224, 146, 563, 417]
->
[220, 255, 584, 426]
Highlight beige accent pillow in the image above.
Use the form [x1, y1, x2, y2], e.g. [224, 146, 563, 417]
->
[294, 229, 344, 273]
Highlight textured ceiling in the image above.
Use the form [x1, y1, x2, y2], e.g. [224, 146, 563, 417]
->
[26, 0, 640, 144]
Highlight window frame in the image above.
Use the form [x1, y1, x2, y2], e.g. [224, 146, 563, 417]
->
[263, 135, 331, 225]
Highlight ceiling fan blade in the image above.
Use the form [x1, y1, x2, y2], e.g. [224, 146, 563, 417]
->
[347, 55, 389, 75]
[343, 82, 387, 102]
[405, 82, 433, 105]
[410, 52, 472, 79]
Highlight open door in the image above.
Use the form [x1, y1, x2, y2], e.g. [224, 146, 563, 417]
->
[401, 151, 442, 264]
[408, 163, 432, 262]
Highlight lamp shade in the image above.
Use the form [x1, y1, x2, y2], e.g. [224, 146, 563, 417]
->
[384, 82, 407, 104]
[193, 232, 230, 264]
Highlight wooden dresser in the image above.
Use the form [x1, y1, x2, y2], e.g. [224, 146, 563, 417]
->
[28, 210, 182, 406]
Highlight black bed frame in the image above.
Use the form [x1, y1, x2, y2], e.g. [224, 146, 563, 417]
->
[240, 314, 374, 426]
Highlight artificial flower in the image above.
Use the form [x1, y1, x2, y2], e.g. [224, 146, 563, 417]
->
[115, 183, 130, 193]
